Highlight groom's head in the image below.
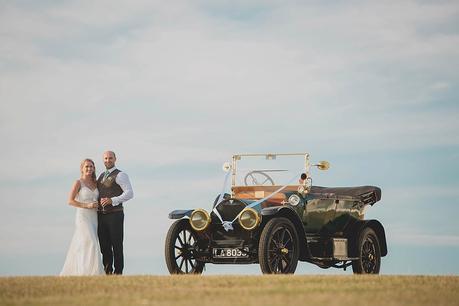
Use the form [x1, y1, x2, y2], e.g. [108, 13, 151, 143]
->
[103, 151, 116, 169]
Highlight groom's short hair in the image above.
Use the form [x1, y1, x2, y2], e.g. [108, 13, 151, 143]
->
[105, 150, 116, 158]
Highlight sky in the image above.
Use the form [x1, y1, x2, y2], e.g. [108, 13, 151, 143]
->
[0, 0, 458, 276]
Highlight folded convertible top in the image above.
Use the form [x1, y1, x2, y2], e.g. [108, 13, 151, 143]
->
[310, 185, 382, 205]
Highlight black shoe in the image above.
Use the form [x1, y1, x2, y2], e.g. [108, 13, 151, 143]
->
[104, 264, 113, 275]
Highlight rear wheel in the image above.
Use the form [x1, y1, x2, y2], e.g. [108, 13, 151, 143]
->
[165, 219, 205, 274]
[352, 227, 381, 274]
[259, 218, 299, 274]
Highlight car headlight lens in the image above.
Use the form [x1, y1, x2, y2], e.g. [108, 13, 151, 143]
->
[238, 208, 260, 230]
[189, 209, 211, 231]
[288, 194, 301, 206]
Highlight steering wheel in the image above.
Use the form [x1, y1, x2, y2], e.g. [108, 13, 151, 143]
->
[243, 171, 275, 186]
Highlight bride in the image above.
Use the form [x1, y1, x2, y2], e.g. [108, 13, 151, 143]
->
[60, 158, 104, 276]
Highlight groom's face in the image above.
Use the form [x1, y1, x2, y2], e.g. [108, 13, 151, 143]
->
[103, 152, 116, 169]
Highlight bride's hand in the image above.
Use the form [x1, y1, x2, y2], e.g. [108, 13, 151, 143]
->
[86, 202, 98, 209]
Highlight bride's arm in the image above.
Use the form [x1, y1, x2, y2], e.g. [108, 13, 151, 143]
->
[68, 180, 97, 209]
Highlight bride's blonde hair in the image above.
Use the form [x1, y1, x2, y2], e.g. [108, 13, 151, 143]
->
[80, 158, 97, 182]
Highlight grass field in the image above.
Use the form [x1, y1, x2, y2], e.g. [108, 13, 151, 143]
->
[1, 275, 458, 306]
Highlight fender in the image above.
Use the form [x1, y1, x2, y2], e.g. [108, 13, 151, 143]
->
[168, 209, 193, 219]
[261, 206, 310, 260]
[345, 219, 388, 257]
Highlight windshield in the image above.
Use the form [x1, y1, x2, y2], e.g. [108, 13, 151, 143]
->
[231, 153, 309, 187]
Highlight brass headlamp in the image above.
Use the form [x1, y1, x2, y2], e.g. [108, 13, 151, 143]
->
[189, 209, 211, 231]
[238, 208, 261, 230]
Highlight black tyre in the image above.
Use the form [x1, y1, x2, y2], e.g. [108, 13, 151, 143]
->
[352, 227, 381, 274]
[165, 219, 205, 274]
[259, 217, 299, 274]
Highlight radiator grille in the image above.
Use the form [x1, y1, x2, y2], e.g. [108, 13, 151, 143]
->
[212, 199, 247, 222]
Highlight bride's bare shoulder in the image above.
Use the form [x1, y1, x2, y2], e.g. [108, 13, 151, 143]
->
[71, 179, 81, 190]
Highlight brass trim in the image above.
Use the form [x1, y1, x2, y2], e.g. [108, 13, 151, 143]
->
[238, 208, 261, 231]
[316, 160, 330, 170]
[231, 153, 311, 189]
[189, 208, 211, 231]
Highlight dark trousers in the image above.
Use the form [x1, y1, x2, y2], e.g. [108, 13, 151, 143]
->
[98, 211, 124, 274]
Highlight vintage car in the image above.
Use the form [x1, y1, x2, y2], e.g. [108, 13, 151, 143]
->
[165, 153, 387, 274]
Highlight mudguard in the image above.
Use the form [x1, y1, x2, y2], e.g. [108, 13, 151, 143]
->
[261, 206, 310, 260]
[168, 209, 193, 219]
[345, 219, 388, 257]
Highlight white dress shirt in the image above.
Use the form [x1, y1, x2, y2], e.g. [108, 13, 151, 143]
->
[104, 167, 134, 206]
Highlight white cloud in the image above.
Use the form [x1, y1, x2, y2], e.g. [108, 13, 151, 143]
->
[390, 233, 459, 247]
[383, 185, 459, 203]
[2, 0, 458, 183]
[430, 81, 451, 91]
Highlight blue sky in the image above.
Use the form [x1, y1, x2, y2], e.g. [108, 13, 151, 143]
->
[0, 0, 458, 276]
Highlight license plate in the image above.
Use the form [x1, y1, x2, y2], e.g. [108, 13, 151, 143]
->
[213, 247, 249, 258]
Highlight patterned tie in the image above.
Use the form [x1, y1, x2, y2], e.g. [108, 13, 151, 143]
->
[103, 170, 110, 182]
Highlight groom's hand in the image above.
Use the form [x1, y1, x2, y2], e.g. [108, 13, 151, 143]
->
[101, 197, 113, 206]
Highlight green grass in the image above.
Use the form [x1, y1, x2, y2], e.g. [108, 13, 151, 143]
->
[0, 275, 458, 306]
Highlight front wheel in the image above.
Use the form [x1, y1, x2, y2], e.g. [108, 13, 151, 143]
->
[165, 219, 205, 274]
[259, 217, 299, 274]
[352, 227, 381, 274]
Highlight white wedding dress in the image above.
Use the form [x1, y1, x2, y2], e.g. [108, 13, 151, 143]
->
[60, 180, 104, 276]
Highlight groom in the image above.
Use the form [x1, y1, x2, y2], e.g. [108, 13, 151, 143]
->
[97, 151, 134, 275]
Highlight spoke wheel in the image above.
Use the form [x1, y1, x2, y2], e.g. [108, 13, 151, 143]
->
[352, 227, 381, 274]
[259, 217, 299, 274]
[165, 219, 205, 274]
